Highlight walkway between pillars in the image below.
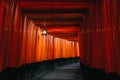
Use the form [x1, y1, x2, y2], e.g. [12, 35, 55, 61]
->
[39, 62, 83, 80]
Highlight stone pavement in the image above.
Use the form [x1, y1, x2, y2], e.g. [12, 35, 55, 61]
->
[37, 62, 84, 80]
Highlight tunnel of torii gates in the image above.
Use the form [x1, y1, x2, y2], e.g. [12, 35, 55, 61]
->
[0, 0, 120, 76]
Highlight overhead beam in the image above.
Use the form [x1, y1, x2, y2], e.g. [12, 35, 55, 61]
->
[30, 17, 82, 22]
[22, 8, 88, 14]
[35, 21, 81, 26]
[27, 13, 84, 18]
[18, 2, 93, 8]
[49, 33, 78, 37]
[18, 0, 96, 2]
